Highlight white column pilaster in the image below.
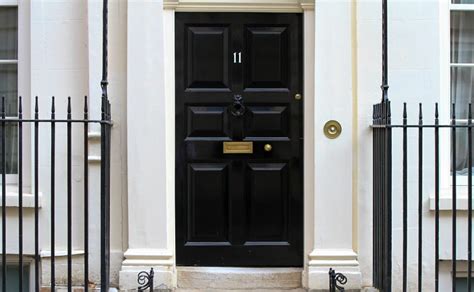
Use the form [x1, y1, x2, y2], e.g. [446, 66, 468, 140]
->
[308, 0, 361, 290]
[120, 0, 174, 290]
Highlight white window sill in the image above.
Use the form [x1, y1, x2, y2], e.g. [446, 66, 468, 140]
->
[430, 188, 474, 211]
[41, 250, 84, 258]
[0, 1, 18, 7]
[0, 187, 42, 208]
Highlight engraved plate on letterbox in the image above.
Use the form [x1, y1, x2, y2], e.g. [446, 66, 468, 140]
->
[223, 141, 253, 154]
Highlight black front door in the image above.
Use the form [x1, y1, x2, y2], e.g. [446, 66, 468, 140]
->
[175, 13, 303, 267]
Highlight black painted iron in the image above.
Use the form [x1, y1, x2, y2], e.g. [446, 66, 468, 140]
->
[452, 103, 457, 292]
[402, 103, 407, 292]
[84, 96, 89, 292]
[18, 97, 23, 292]
[1, 97, 6, 292]
[34, 97, 39, 292]
[138, 268, 154, 292]
[417, 103, 423, 292]
[372, 101, 474, 292]
[0, 96, 111, 291]
[374, 0, 392, 289]
[50, 96, 55, 292]
[329, 268, 347, 292]
[0, 0, 111, 290]
[435, 103, 439, 292]
[67, 97, 72, 292]
[373, 101, 392, 292]
[100, 0, 112, 290]
[381, 0, 389, 103]
[468, 104, 472, 292]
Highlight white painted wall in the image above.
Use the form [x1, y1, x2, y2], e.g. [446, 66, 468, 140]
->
[308, 0, 362, 289]
[387, 0, 441, 288]
[357, 0, 381, 288]
[0, 0, 128, 287]
[356, 0, 470, 291]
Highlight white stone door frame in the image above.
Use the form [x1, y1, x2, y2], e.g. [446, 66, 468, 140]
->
[121, 1, 362, 290]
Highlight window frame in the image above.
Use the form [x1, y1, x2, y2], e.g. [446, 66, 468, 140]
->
[439, 0, 474, 191]
[1, 255, 35, 292]
[0, 0, 31, 189]
[0, 3, 19, 183]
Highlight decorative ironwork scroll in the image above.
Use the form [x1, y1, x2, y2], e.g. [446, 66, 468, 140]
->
[329, 268, 347, 292]
[138, 268, 155, 292]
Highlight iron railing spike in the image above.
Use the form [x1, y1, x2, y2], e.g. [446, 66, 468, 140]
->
[403, 102, 407, 120]
[67, 97, 71, 115]
[34, 96, 39, 117]
[419, 103, 423, 120]
[452, 103, 456, 120]
[469, 103, 472, 120]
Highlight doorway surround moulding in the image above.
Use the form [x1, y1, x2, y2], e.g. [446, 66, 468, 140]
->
[163, 0, 314, 12]
[121, 1, 368, 291]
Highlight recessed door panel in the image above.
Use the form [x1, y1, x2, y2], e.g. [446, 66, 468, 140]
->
[176, 13, 303, 267]
[244, 26, 289, 90]
[186, 26, 230, 90]
[187, 163, 229, 242]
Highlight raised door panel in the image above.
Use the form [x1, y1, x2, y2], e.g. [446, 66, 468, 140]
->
[187, 106, 230, 138]
[244, 105, 289, 138]
[186, 26, 230, 90]
[187, 163, 229, 243]
[246, 163, 289, 243]
[244, 26, 289, 91]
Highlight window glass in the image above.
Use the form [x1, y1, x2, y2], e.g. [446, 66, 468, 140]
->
[453, 0, 474, 3]
[0, 7, 18, 175]
[0, 8, 17, 60]
[0, 265, 29, 292]
[451, 11, 474, 64]
[451, 67, 474, 173]
[451, 67, 474, 119]
[451, 8, 474, 175]
[0, 64, 17, 116]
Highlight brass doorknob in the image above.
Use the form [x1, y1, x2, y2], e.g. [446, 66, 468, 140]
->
[264, 144, 272, 152]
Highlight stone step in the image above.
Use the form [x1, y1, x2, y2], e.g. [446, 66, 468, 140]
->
[177, 267, 303, 290]
[175, 288, 307, 292]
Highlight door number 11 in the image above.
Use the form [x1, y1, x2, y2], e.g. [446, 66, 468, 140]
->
[233, 52, 242, 64]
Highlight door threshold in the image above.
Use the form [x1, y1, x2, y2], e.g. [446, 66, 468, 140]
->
[176, 289, 307, 292]
[176, 267, 303, 290]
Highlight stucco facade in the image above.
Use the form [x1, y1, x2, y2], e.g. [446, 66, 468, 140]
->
[0, 0, 467, 291]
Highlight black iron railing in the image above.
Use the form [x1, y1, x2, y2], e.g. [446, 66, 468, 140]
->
[372, 100, 474, 292]
[0, 95, 112, 291]
[373, 101, 392, 292]
[0, 0, 112, 290]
